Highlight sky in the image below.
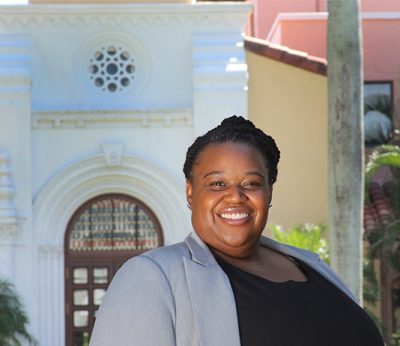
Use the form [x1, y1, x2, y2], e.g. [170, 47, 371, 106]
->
[0, 0, 29, 4]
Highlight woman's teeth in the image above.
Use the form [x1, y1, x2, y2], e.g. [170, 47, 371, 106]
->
[221, 213, 249, 220]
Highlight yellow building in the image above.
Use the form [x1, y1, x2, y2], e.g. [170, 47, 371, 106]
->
[245, 36, 328, 229]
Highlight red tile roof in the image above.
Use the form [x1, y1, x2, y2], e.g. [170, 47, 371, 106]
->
[244, 36, 327, 76]
[364, 182, 394, 235]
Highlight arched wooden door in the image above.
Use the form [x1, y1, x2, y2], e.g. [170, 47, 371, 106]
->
[64, 194, 163, 346]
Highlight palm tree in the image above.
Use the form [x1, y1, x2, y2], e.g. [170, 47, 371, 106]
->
[0, 279, 36, 346]
[364, 144, 400, 341]
[327, 0, 364, 301]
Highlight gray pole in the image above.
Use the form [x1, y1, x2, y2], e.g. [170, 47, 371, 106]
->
[327, 0, 364, 302]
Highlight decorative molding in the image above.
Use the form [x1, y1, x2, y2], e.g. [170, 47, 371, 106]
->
[0, 223, 18, 239]
[0, 35, 31, 88]
[192, 32, 248, 92]
[38, 244, 63, 255]
[101, 142, 125, 166]
[0, 4, 251, 28]
[31, 109, 193, 129]
[33, 152, 190, 246]
[0, 149, 18, 240]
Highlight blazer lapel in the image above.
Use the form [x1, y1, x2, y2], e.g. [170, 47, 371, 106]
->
[184, 232, 240, 346]
[183, 259, 240, 346]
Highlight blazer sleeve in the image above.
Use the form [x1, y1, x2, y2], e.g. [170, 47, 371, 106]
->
[90, 256, 176, 346]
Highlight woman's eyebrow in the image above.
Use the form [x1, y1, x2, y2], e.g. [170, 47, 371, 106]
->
[202, 171, 266, 179]
[203, 171, 224, 179]
[245, 171, 265, 179]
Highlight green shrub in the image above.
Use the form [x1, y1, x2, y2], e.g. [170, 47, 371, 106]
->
[269, 223, 330, 264]
[0, 279, 36, 346]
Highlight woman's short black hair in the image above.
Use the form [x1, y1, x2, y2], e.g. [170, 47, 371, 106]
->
[183, 115, 280, 184]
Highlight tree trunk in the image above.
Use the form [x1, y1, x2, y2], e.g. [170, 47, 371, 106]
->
[327, 0, 364, 302]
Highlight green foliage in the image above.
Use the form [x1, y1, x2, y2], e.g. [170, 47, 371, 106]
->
[365, 145, 400, 189]
[269, 223, 329, 264]
[363, 259, 379, 304]
[364, 94, 393, 119]
[0, 279, 36, 346]
[364, 143, 400, 340]
[391, 331, 400, 346]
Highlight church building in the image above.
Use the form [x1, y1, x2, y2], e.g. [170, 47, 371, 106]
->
[0, 0, 250, 344]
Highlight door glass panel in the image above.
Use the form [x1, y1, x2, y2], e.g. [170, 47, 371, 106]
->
[93, 267, 108, 284]
[73, 331, 90, 346]
[73, 290, 89, 306]
[73, 310, 89, 327]
[93, 288, 106, 306]
[73, 268, 88, 284]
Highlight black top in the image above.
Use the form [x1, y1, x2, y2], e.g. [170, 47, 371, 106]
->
[216, 257, 384, 346]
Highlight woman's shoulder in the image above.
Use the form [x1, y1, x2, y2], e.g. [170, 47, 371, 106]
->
[114, 240, 192, 281]
[141, 240, 191, 265]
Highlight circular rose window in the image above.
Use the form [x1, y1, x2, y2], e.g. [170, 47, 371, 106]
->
[89, 46, 136, 93]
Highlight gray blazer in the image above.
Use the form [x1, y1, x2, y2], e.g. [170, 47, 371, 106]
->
[90, 231, 356, 346]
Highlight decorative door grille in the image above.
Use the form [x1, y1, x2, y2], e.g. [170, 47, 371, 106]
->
[65, 194, 163, 346]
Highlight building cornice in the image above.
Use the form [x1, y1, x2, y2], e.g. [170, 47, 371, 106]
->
[0, 3, 252, 27]
[244, 36, 327, 76]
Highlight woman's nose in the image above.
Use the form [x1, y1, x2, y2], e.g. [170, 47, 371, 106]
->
[224, 185, 248, 202]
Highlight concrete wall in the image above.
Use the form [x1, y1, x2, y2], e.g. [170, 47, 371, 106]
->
[248, 0, 400, 40]
[268, 13, 400, 104]
[247, 0, 326, 39]
[247, 50, 328, 228]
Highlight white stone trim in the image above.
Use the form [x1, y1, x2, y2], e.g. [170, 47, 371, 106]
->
[34, 153, 188, 245]
[31, 108, 193, 128]
[192, 32, 248, 136]
[33, 152, 190, 346]
[0, 3, 252, 27]
[0, 223, 18, 239]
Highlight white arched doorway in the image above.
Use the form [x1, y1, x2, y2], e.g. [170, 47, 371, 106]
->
[33, 153, 190, 346]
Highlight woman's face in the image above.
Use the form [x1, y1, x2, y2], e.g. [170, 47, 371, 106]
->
[186, 142, 272, 258]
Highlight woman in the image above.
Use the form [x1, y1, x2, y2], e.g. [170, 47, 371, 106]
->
[90, 116, 384, 346]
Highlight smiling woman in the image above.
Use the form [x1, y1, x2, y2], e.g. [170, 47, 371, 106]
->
[90, 116, 384, 346]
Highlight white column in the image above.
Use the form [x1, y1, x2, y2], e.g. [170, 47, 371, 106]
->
[192, 33, 248, 136]
[0, 149, 18, 280]
[0, 225, 17, 280]
[38, 245, 64, 346]
[0, 33, 34, 337]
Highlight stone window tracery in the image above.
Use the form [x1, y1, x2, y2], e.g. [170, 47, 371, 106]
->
[89, 46, 136, 93]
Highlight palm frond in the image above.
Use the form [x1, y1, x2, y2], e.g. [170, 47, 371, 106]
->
[365, 152, 400, 189]
[0, 279, 36, 345]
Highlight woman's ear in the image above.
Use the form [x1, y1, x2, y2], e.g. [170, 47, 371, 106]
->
[268, 185, 273, 206]
[186, 180, 193, 207]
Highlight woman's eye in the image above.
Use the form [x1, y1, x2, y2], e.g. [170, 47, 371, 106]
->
[210, 181, 225, 188]
[243, 181, 261, 189]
